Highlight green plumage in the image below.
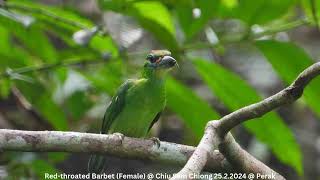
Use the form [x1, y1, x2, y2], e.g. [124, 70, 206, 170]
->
[108, 78, 165, 136]
[88, 50, 176, 173]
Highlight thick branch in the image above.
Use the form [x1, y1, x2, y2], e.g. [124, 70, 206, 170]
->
[173, 62, 320, 179]
[219, 133, 284, 180]
[0, 129, 230, 172]
[171, 122, 220, 180]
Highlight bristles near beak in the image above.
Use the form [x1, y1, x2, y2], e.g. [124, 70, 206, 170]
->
[175, 62, 180, 69]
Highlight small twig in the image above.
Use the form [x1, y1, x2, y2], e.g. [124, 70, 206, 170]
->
[0, 57, 110, 79]
[173, 62, 320, 180]
[219, 133, 285, 179]
[0, 129, 231, 172]
[182, 18, 311, 51]
[170, 121, 220, 180]
[11, 87, 52, 130]
[4, 2, 87, 29]
[253, 18, 311, 39]
[0, 49, 158, 80]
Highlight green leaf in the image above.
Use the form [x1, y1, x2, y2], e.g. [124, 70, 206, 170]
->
[302, 0, 320, 26]
[221, 0, 238, 9]
[0, 26, 11, 70]
[8, 0, 119, 56]
[47, 152, 68, 163]
[132, 1, 174, 35]
[256, 40, 320, 119]
[84, 60, 124, 95]
[54, 67, 68, 83]
[0, 8, 35, 27]
[8, 0, 92, 29]
[166, 77, 220, 138]
[0, 79, 11, 98]
[58, 47, 100, 60]
[90, 35, 119, 56]
[6, 0, 76, 43]
[0, 26, 36, 68]
[99, 0, 179, 52]
[31, 159, 62, 179]
[176, 0, 296, 39]
[15, 80, 68, 130]
[176, 0, 221, 40]
[14, 26, 58, 63]
[193, 59, 302, 174]
[176, 0, 297, 36]
[64, 91, 93, 120]
[233, 0, 297, 25]
[132, 1, 178, 51]
[0, 8, 57, 64]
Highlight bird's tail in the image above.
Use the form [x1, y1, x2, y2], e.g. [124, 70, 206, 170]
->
[87, 154, 106, 174]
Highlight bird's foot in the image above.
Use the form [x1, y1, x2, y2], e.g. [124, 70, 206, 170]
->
[112, 132, 125, 144]
[150, 137, 161, 148]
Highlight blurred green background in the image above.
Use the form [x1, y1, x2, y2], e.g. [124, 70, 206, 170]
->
[0, 0, 320, 179]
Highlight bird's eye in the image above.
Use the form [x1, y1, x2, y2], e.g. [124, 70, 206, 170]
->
[146, 54, 157, 63]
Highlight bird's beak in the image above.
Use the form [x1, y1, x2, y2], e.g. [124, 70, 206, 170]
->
[159, 55, 177, 69]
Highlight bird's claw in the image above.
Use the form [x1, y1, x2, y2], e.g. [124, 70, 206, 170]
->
[150, 137, 161, 148]
[113, 132, 124, 144]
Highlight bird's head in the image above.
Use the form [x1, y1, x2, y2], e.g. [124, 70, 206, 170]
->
[143, 50, 177, 79]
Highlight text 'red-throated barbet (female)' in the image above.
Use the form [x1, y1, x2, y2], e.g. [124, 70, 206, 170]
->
[88, 50, 177, 173]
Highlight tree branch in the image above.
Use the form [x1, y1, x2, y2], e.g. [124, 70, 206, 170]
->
[170, 122, 220, 178]
[173, 62, 320, 180]
[0, 129, 231, 172]
[0, 57, 110, 79]
[253, 18, 310, 39]
[219, 133, 284, 180]
[218, 62, 320, 136]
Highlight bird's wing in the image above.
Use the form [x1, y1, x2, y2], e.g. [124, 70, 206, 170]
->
[100, 79, 135, 134]
[148, 111, 162, 132]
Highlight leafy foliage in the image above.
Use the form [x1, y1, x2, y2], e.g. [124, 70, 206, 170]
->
[256, 40, 320, 118]
[232, 0, 297, 25]
[176, 0, 220, 40]
[0, 0, 318, 177]
[166, 77, 220, 138]
[193, 59, 302, 174]
[98, 0, 179, 53]
[302, 0, 320, 26]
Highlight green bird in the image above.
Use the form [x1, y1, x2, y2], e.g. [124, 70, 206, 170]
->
[88, 50, 177, 173]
